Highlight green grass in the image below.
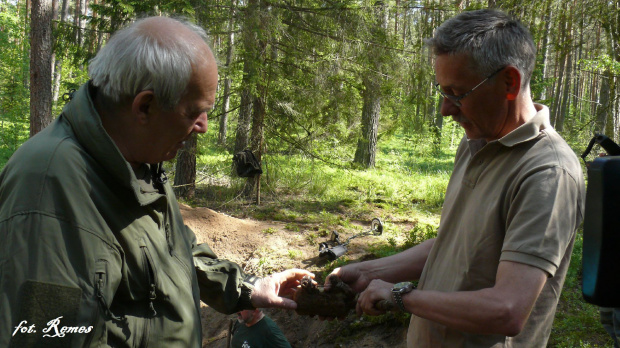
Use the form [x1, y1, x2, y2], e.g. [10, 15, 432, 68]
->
[548, 232, 614, 347]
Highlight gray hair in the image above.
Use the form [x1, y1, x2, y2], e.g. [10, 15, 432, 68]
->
[88, 17, 210, 109]
[426, 9, 536, 87]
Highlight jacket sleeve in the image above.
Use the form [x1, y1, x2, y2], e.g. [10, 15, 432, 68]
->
[191, 230, 258, 314]
[0, 213, 121, 348]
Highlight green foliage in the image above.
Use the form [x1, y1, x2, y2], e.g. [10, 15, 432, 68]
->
[548, 231, 615, 347]
[403, 222, 438, 249]
[580, 56, 620, 75]
[262, 227, 277, 234]
[0, 2, 30, 168]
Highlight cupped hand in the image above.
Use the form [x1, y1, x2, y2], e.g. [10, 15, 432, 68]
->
[251, 269, 314, 309]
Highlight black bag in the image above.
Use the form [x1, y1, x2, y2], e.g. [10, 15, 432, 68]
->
[233, 150, 263, 178]
[581, 134, 620, 306]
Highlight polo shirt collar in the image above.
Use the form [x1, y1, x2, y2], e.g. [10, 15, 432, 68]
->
[467, 103, 552, 155]
[498, 103, 551, 147]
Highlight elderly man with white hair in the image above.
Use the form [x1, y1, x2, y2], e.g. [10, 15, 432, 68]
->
[0, 16, 311, 348]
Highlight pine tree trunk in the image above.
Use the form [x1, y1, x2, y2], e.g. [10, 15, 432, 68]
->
[244, 95, 265, 199]
[234, 87, 252, 154]
[219, 7, 235, 147]
[243, 0, 267, 201]
[354, 77, 380, 168]
[353, 3, 386, 169]
[52, 0, 68, 102]
[597, 69, 611, 133]
[174, 133, 197, 198]
[538, 5, 552, 100]
[556, 4, 574, 133]
[30, 0, 53, 137]
[234, 0, 259, 155]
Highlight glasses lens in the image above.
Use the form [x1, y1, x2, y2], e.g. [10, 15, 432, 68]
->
[435, 84, 461, 107]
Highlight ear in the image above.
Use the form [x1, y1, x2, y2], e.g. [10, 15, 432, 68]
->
[131, 91, 155, 125]
[503, 66, 522, 101]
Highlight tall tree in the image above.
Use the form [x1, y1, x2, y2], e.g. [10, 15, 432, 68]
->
[30, 0, 54, 136]
[218, 0, 237, 147]
[354, 1, 390, 168]
[233, 0, 261, 156]
[174, 133, 198, 198]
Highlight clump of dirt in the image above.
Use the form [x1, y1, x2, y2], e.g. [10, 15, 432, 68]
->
[179, 204, 408, 348]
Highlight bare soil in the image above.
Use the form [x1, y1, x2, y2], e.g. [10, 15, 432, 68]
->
[179, 203, 408, 348]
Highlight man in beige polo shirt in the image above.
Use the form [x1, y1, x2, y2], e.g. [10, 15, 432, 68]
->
[328, 9, 585, 347]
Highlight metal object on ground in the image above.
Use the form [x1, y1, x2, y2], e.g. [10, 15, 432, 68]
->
[318, 218, 383, 261]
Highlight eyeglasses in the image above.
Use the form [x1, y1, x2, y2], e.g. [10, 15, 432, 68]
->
[434, 67, 505, 107]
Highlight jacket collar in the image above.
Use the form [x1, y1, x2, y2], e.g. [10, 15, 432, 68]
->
[62, 82, 165, 206]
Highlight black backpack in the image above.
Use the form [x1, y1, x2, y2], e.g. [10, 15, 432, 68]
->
[581, 134, 620, 306]
[233, 150, 263, 178]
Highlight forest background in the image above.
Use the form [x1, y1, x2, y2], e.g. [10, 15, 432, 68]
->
[1, 0, 619, 346]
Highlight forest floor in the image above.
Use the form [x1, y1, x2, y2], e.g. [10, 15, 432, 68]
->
[180, 203, 410, 348]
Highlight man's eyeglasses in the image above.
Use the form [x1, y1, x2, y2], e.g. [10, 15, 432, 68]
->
[434, 67, 505, 107]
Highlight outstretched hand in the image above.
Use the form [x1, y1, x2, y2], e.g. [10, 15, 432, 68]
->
[251, 269, 314, 309]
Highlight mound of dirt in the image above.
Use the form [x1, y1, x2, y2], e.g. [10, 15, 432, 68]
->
[180, 204, 408, 348]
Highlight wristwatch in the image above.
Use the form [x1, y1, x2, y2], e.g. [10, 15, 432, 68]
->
[391, 282, 415, 312]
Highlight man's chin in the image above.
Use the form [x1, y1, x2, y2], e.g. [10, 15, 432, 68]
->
[162, 150, 179, 162]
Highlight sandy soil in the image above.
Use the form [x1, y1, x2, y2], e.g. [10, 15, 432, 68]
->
[179, 204, 408, 348]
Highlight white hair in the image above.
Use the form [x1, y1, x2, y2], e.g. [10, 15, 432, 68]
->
[88, 17, 210, 109]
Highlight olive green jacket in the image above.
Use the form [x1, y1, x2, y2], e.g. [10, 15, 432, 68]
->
[0, 83, 255, 347]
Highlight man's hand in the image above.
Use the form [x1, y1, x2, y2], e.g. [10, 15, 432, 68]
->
[324, 265, 372, 293]
[356, 279, 393, 316]
[250, 269, 314, 309]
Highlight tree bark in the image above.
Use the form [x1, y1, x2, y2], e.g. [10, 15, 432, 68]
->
[30, 0, 54, 137]
[243, 0, 268, 200]
[234, 87, 253, 154]
[219, 2, 236, 147]
[353, 2, 386, 168]
[234, 0, 260, 155]
[555, 2, 574, 132]
[52, 0, 68, 102]
[354, 77, 381, 168]
[174, 133, 197, 199]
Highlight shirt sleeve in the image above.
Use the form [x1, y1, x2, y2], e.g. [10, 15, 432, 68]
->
[500, 166, 582, 276]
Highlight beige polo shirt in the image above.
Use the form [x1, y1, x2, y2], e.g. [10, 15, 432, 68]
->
[407, 104, 585, 347]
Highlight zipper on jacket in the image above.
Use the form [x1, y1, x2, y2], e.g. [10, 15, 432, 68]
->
[85, 260, 111, 347]
[96, 270, 126, 322]
[165, 222, 173, 256]
[141, 246, 158, 317]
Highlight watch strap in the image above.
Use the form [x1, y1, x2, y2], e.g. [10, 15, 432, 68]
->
[392, 283, 415, 312]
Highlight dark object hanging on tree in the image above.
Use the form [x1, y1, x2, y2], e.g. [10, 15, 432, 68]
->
[233, 149, 263, 178]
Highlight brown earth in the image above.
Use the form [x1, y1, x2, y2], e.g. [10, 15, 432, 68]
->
[179, 203, 408, 348]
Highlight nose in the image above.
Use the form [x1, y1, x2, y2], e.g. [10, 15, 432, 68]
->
[193, 112, 208, 134]
[440, 97, 459, 117]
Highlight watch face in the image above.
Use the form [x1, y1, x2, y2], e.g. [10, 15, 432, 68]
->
[394, 282, 413, 293]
